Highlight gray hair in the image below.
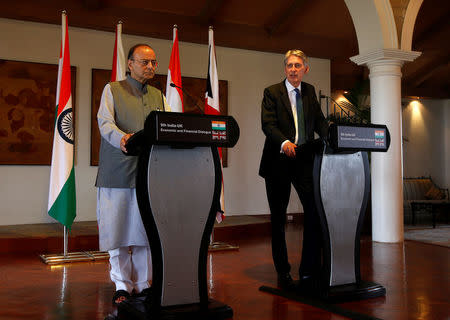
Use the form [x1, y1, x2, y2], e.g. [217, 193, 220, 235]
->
[284, 49, 308, 67]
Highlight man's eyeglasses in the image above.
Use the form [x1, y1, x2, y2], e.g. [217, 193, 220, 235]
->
[132, 59, 158, 68]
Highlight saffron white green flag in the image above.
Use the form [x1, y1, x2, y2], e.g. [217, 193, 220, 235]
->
[48, 12, 76, 229]
[111, 21, 126, 82]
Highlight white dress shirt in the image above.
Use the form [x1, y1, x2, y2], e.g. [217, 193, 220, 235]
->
[281, 79, 302, 151]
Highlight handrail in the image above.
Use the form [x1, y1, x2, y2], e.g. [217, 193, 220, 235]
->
[319, 90, 351, 119]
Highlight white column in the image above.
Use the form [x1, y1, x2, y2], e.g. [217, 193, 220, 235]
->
[369, 59, 404, 242]
[351, 49, 421, 243]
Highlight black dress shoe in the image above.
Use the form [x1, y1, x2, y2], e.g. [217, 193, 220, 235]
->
[299, 274, 313, 282]
[297, 274, 320, 294]
[277, 273, 295, 290]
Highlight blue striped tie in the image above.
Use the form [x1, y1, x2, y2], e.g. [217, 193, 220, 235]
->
[294, 88, 305, 145]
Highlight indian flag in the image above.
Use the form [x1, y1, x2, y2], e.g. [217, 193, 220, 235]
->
[48, 11, 76, 229]
[211, 121, 226, 131]
[375, 130, 385, 139]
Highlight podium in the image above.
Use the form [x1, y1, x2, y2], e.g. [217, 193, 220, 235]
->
[118, 111, 239, 319]
[313, 123, 390, 302]
[260, 123, 391, 304]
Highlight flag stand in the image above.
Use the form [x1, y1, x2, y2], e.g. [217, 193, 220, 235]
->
[208, 228, 239, 252]
[39, 226, 109, 265]
[38, 226, 235, 264]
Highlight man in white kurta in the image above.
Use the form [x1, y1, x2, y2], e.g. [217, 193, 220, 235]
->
[96, 44, 170, 305]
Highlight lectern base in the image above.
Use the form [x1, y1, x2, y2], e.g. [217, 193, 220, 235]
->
[118, 298, 233, 320]
[260, 280, 385, 303]
[260, 281, 385, 319]
[325, 281, 386, 303]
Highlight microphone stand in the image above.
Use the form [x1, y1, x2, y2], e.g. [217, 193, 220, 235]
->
[170, 83, 204, 114]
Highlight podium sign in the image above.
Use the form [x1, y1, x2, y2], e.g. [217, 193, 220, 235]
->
[329, 124, 390, 152]
[145, 111, 239, 147]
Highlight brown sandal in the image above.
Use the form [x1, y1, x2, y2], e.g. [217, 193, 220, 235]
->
[112, 290, 130, 306]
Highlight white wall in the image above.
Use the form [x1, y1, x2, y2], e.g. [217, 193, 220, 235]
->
[402, 98, 450, 189]
[0, 18, 330, 226]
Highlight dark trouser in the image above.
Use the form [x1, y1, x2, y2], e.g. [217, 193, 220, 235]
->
[264, 153, 322, 277]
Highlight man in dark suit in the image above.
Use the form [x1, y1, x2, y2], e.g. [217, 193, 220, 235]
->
[259, 49, 328, 290]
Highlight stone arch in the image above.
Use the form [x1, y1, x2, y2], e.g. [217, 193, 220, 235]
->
[400, 0, 424, 50]
[344, 0, 399, 53]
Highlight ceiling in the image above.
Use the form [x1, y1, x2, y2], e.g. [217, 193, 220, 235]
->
[0, 0, 448, 99]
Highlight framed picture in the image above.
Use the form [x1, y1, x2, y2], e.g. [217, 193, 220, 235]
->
[91, 69, 229, 166]
[0, 59, 76, 165]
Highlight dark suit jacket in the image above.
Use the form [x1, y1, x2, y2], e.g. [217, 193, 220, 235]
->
[259, 80, 328, 179]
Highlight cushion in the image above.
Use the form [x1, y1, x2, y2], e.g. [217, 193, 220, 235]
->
[424, 186, 445, 200]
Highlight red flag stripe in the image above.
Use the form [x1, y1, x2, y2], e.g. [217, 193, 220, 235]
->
[57, 17, 71, 118]
[169, 28, 183, 110]
[205, 104, 220, 115]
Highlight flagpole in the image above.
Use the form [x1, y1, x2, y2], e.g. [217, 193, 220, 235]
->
[62, 10, 68, 260]
[63, 226, 68, 257]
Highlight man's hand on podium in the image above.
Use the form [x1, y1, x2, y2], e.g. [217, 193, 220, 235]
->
[120, 133, 134, 153]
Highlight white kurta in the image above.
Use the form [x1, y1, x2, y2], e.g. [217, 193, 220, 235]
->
[96, 84, 169, 251]
[97, 187, 148, 251]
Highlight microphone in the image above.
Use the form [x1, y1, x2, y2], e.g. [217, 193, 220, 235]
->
[170, 83, 204, 114]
